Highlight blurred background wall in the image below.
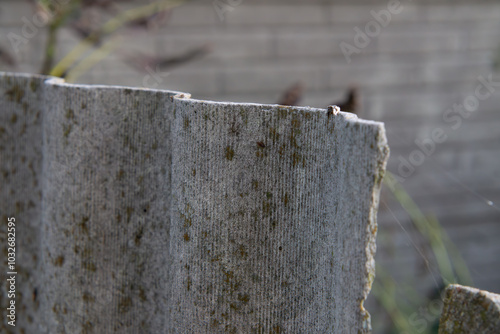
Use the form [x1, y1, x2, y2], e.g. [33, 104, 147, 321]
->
[1, 0, 499, 332]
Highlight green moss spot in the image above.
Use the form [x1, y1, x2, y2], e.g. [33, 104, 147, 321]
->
[126, 207, 134, 222]
[238, 293, 250, 303]
[211, 318, 220, 328]
[83, 261, 97, 272]
[21, 102, 28, 114]
[329, 123, 335, 133]
[65, 109, 75, 120]
[118, 296, 132, 313]
[134, 226, 144, 246]
[277, 107, 288, 119]
[6, 84, 24, 103]
[139, 287, 147, 301]
[262, 201, 272, 215]
[15, 201, 24, 214]
[81, 247, 92, 259]
[10, 114, 17, 124]
[266, 192, 272, 199]
[269, 127, 280, 143]
[82, 292, 95, 303]
[29, 79, 39, 92]
[271, 220, 277, 229]
[180, 212, 192, 228]
[78, 216, 89, 235]
[54, 255, 64, 267]
[238, 245, 248, 259]
[63, 124, 72, 138]
[82, 320, 93, 332]
[292, 152, 301, 167]
[225, 146, 234, 161]
[290, 130, 300, 149]
[291, 119, 301, 128]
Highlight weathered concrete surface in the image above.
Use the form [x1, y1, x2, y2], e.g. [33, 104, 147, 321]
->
[40, 80, 186, 334]
[439, 284, 500, 334]
[168, 101, 389, 333]
[0, 73, 62, 334]
[1, 72, 389, 333]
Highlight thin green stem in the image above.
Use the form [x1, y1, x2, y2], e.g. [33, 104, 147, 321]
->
[39, 1, 78, 74]
[50, 0, 188, 77]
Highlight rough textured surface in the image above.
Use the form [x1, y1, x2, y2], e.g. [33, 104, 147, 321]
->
[439, 284, 500, 334]
[169, 100, 388, 333]
[40, 79, 185, 334]
[3, 1, 500, 305]
[1, 72, 389, 333]
[0, 73, 61, 334]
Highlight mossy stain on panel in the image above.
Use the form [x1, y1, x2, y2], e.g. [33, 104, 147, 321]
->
[225, 146, 234, 161]
[118, 296, 132, 313]
[63, 124, 72, 138]
[78, 216, 89, 235]
[126, 207, 134, 223]
[54, 255, 64, 267]
[65, 109, 75, 120]
[82, 292, 95, 303]
[134, 226, 144, 246]
[6, 84, 24, 103]
[29, 79, 39, 92]
[82, 261, 97, 272]
[269, 127, 280, 143]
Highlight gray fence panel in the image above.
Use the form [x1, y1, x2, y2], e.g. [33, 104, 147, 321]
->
[1, 72, 389, 333]
[0, 73, 63, 334]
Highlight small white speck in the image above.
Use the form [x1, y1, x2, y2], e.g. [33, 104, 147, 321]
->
[329, 105, 340, 115]
[487, 201, 494, 206]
